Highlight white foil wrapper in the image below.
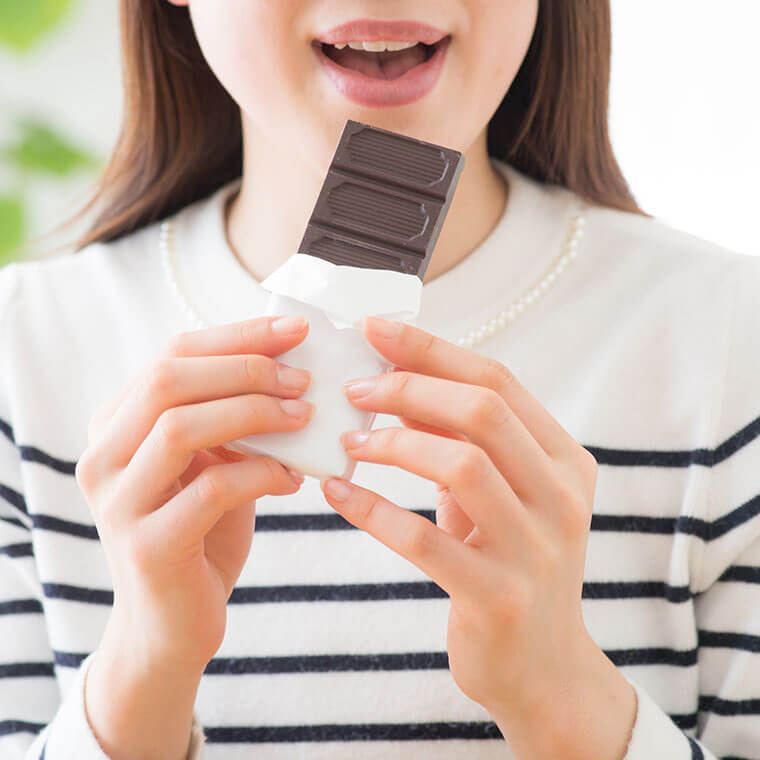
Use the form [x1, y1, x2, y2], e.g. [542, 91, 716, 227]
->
[221, 253, 423, 481]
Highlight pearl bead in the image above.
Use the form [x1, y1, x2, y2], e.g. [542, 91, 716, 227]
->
[160, 206, 587, 353]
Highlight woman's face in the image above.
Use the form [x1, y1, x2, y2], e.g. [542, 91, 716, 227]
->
[177, 0, 538, 172]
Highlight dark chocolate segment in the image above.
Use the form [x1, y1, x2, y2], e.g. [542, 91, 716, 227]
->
[297, 120, 465, 280]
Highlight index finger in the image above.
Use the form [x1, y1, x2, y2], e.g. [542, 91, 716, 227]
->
[359, 315, 575, 459]
[87, 315, 309, 442]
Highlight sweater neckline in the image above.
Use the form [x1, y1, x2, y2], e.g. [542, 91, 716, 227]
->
[170, 158, 584, 341]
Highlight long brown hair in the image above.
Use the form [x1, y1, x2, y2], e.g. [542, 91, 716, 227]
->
[45, 0, 650, 256]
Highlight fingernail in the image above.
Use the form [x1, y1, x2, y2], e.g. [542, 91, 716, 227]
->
[343, 430, 370, 448]
[271, 316, 307, 334]
[277, 363, 311, 391]
[280, 399, 312, 418]
[366, 316, 402, 338]
[344, 377, 377, 399]
[324, 478, 352, 501]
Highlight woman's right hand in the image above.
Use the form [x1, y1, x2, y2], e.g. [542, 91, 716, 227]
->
[74, 314, 313, 758]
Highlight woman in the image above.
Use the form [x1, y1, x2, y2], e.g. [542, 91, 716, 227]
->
[1, 0, 758, 758]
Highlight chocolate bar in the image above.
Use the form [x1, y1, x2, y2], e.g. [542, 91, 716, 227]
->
[297, 120, 465, 280]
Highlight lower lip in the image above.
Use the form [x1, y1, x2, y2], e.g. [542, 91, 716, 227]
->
[312, 36, 451, 108]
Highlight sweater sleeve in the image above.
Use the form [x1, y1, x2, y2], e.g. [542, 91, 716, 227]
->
[620, 253, 760, 759]
[0, 263, 206, 759]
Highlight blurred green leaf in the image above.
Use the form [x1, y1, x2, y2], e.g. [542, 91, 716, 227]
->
[2, 117, 99, 176]
[0, 194, 25, 266]
[0, 0, 77, 52]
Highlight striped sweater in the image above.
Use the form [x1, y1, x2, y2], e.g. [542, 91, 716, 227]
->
[1, 159, 759, 758]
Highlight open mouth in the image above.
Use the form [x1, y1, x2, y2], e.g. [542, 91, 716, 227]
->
[312, 37, 449, 80]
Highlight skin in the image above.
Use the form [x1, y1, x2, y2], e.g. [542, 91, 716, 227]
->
[83, 2, 638, 758]
[168, 0, 525, 284]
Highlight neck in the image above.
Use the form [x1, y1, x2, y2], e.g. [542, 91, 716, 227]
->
[225, 122, 509, 286]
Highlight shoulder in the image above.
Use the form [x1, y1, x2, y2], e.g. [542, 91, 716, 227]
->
[570, 199, 756, 355]
[1, 219, 189, 385]
[5, 220, 160, 319]
[584, 200, 749, 284]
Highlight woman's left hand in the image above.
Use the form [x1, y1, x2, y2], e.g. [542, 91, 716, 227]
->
[320, 315, 637, 758]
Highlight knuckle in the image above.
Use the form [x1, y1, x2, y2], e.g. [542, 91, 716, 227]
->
[74, 450, 96, 492]
[389, 371, 412, 397]
[154, 408, 186, 450]
[417, 329, 437, 354]
[376, 426, 403, 450]
[124, 529, 154, 572]
[468, 388, 510, 429]
[241, 354, 265, 386]
[400, 517, 435, 557]
[479, 359, 515, 394]
[579, 446, 598, 480]
[555, 484, 590, 538]
[142, 360, 178, 401]
[452, 443, 488, 485]
[490, 581, 530, 628]
[239, 318, 258, 347]
[165, 331, 191, 357]
[259, 455, 289, 489]
[193, 467, 227, 504]
[532, 531, 562, 579]
[351, 492, 381, 525]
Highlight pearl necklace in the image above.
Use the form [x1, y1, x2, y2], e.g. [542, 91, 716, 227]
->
[159, 208, 586, 350]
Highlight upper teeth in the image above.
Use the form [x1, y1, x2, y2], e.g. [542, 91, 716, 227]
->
[331, 41, 421, 52]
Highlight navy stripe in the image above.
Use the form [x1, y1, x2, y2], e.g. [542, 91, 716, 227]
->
[31, 513, 99, 540]
[53, 650, 86, 668]
[40, 740, 46, 760]
[12, 497, 760, 544]
[204, 720, 504, 743]
[230, 581, 444, 604]
[0, 598, 43, 615]
[582, 581, 691, 603]
[5, 507, 754, 546]
[686, 734, 704, 759]
[698, 630, 760, 652]
[605, 647, 697, 667]
[0, 515, 28, 530]
[699, 695, 760, 715]
[30, 579, 697, 608]
[672, 712, 697, 730]
[718, 565, 760, 584]
[42, 582, 113, 605]
[19, 445, 76, 476]
[0, 417, 15, 446]
[590, 514, 677, 534]
[204, 651, 450, 675]
[1, 416, 76, 475]
[0, 542, 33, 557]
[0, 662, 55, 678]
[590, 495, 760, 541]
[586, 413, 760, 468]
[48, 645, 696, 678]
[0, 482, 27, 516]
[1, 410, 758, 480]
[0, 720, 46, 737]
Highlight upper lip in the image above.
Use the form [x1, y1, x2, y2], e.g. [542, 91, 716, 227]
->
[314, 19, 449, 45]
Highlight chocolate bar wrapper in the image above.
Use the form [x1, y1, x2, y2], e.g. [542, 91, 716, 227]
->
[221, 256, 423, 481]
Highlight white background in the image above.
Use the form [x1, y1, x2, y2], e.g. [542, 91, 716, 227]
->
[1, 0, 758, 258]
